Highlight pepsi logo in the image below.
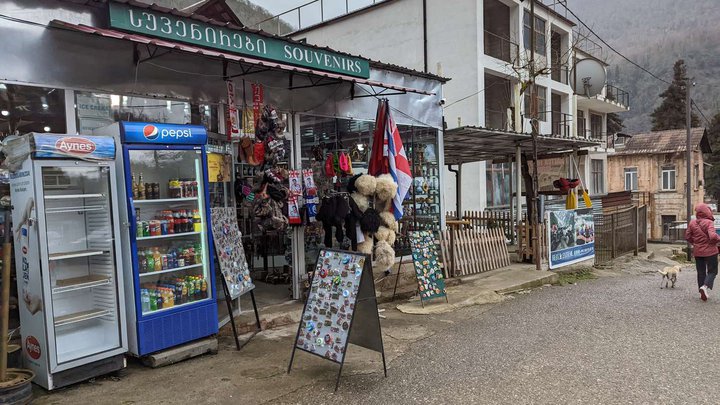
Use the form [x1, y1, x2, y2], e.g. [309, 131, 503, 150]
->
[143, 125, 159, 140]
[55, 137, 96, 155]
[26, 336, 41, 360]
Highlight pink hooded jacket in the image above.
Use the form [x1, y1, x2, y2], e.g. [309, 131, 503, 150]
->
[685, 203, 720, 257]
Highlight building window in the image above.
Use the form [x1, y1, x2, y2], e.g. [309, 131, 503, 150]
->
[661, 165, 676, 191]
[524, 85, 547, 122]
[695, 163, 701, 189]
[591, 159, 604, 194]
[577, 110, 586, 138]
[523, 12, 546, 56]
[590, 113, 602, 139]
[486, 163, 512, 207]
[0, 83, 66, 138]
[624, 167, 638, 191]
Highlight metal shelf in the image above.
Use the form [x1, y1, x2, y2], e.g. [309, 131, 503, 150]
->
[137, 231, 201, 241]
[49, 249, 107, 261]
[45, 205, 106, 214]
[139, 263, 203, 277]
[53, 274, 111, 294]
[54, 309, 110, 327]
[44, 193, 105, 200]
[133, 197, 198, 204]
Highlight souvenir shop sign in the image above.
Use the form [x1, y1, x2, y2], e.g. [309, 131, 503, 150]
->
[409, 231, 447, 302]
[547, 208, 595, 269]
[288, 249, 386, 390]
[210, 208, 254, 299]
[109, 3, 371, 79]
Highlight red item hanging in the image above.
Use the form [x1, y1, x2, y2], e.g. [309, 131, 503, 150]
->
[368, 99, 390, 176]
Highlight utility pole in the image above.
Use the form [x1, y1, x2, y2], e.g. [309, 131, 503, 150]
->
[530, 0, 542, 271]
[686, 77, 693, 260]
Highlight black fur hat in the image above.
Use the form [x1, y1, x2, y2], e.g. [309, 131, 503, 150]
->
[359, 208, 381, 234]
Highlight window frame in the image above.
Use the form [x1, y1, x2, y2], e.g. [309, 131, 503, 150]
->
[590, 159, 605, 195]
[624, 167, 638, 191]
[524, 85, 547, 122]
[661, 165, 676, 191]
[523, 12, 547, 56]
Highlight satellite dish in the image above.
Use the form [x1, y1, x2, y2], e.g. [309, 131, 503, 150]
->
[570, 59, 607, 97]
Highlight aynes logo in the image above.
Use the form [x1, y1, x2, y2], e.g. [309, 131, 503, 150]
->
[55, 137, 96, 155]
[26, 336, 41, 360]
[141, 124, 192, 141]
[143, 125, 159, 140]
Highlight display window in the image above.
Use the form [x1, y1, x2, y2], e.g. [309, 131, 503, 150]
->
[0, 83, 66, 138]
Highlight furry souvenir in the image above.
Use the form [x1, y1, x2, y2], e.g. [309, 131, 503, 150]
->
[375, 226, 396, 246]
[357, 237, 374, 255]
[350, 192, 369, 213]
[346, 174, 362, 194]
[344, 195, 365, 250]
[379, 211, 398, 233]
[374, 241, 395, 270]
[355, 174, 377, 196]
[375, 173, 398, 202]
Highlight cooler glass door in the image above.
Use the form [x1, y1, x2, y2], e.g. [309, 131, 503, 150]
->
[35, 162, 123, 369]
[127, 148, 213, 318]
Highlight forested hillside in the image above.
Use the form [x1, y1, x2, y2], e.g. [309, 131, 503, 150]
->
[566, 0, 720, 132]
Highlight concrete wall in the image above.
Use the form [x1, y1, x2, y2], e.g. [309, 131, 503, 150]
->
[607, 152, 705, 239]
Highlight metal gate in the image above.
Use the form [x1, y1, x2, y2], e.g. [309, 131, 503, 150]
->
[595, 205, 648, 266]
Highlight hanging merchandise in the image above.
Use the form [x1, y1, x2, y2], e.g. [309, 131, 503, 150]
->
[252, 140, 265, 167]
[288, 196, 302, 226]
[325, 153, 336, 178]
[289, 170, 302, 196]
[303, 169, 317, 196]
[242, 109, 255, 137]
[571, 157, 593, 208]
[252, 83, 264, 126]
[226, 80, 241, 140]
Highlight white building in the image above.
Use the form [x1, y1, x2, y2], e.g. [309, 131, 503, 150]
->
[259, 0, 629, 213]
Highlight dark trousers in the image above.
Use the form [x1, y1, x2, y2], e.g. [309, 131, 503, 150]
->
[696, 255, 718, 290]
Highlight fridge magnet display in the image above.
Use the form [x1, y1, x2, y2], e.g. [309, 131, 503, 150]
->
[288, 249, 387, 391]
[210, 208, 254, 299]
[409, 231, 447, 305]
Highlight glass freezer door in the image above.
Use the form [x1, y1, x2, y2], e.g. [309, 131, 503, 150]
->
[39, 164, 122, 366]
[127, 149, 212, 317]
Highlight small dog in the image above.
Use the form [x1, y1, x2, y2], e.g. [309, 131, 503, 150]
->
[659, 265, 682, 289]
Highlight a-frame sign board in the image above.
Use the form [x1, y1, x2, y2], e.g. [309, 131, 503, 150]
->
[287, 249, 387, 391]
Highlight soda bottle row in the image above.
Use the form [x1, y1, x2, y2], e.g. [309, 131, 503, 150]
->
[168, 178, 199, 199]
[136, 209, 203, 237]
[138, 242, 202, 273]
[140, 275, 208, 313]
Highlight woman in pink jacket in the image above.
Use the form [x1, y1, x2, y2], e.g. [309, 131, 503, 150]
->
[685, 203, 720, 301]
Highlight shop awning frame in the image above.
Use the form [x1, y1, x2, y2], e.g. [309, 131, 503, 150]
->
[444, 126, 601, 165]
[50, 20, 435, 97]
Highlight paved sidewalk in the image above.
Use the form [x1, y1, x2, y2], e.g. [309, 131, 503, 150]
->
[33, 262, 585, 404]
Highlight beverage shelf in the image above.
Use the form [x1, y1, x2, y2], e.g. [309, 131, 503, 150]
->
[137, 231, 201, 241]
[142, 297, 210, 316]
[46, 205, 106, 214]
[49, 249, 107, 261]
[54, 309, 110, 327]
[53, 274, 111, 294]
[139, 263, 203, 277]
[133, 197, 198, 204]
[45, 193, 106, 200]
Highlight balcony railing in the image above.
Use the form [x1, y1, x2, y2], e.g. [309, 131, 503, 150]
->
[252, 0, 387, 36]
[551, 111, 572, 138]
[484, 30, 519, 64]
[605, 84, 630, 108]
[551, 65, 569, 84]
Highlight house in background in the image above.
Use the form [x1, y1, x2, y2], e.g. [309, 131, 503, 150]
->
[607, 127, 711, 241]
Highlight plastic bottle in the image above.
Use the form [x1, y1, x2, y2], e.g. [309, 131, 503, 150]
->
[186, 278, 195, 302]
[153, 248, 162, 272]
[181, 281, 188, 304]
[146, 249, 155, 272]
[141, 289, 150, 312]
[201, 278, 208, 299]
[137, 173, 145, 200]
[156, 288, 163, 310]
[193, 209, 202, 232]
[139, 252, 148, 273]
[131, 174, 137, 199]
[149, 289, 157, 311]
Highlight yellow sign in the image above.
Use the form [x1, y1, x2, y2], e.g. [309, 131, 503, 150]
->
[207, 153, 230, 183]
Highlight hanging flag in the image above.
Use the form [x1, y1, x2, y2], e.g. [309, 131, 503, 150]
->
[368, 100, 389, 176]
[374, 99, 412, 220]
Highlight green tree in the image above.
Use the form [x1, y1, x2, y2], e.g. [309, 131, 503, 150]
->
[704, 112, 720, 202]
[607, 112, 625, 135]
[650, 59, 699, 131]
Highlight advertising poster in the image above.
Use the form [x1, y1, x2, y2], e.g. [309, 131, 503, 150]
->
[409, 231, 447, 301]
[207, 153, 230, 183]
[547, 208, 595, 269]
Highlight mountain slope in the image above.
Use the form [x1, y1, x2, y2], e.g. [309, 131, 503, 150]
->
[566, 0, 720, 132]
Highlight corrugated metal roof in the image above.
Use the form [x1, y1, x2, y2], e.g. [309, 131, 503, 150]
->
[55, 0, 449, 83]
[50, 20, 435, 96]
[611, 127, 710, 155]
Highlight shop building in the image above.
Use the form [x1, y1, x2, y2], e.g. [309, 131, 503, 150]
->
[0, 0, 446, 334]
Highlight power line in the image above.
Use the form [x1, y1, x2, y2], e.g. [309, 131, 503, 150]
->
[557, 3, 671, 86]
[692, 99, 712, 126]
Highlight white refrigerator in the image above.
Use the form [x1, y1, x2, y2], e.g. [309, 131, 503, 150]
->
[9, 134, 127, 390]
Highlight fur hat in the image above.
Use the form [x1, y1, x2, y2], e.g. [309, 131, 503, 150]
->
[350, 192, 369, 213]
[373, 241, 395, 270]
[375, 226, 396, 246]
[375, 174, 398, 202]
[355, 174, 377, 196]
[346, 174, 362, 194]
[379, 211, 398, 233]
[359, 208, 382, 234]
[357, 237, 374, 255]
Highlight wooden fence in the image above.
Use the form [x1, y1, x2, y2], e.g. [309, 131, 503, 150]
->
[594, 205, 647, 266]
[446, 210, 523, 243]
[440, 228, 511, 277]
[517, 221, 547, 264]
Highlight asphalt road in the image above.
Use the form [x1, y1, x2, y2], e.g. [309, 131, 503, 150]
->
[271, 267, 719, 404]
